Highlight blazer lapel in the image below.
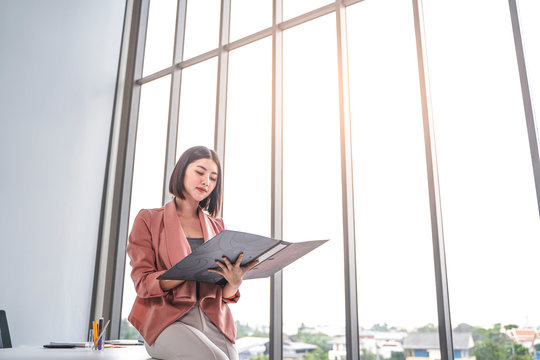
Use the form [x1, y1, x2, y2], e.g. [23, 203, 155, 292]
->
[163, 200, 190, 268]
[198, 207, 217, 241]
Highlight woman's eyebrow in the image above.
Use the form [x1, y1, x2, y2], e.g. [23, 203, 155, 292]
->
[196, 165, 218, 175]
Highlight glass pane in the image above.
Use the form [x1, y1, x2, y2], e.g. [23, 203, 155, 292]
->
[120, 75, 171, 339]
[518, 0, 540, 124]
[423, 0, 540, 356]
[176, 58, 218, 158]
[143, 0, 177, 76]
[283, 0, 332, 21]
[347, 1, 440, 359]
[224, 38, 272, 351]
[183, 0, 221, 60]
[283, 14, 344, 359]
[230, 0, 272, 42]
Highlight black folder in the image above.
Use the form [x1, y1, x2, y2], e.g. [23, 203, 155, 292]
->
[157, 230, 328, 285]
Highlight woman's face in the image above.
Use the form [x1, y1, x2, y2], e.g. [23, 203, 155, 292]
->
[182, 158, 218, 203]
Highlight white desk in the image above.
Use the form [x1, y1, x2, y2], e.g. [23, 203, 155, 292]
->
[0, 345, 150, 359]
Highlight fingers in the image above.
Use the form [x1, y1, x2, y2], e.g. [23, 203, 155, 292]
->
[234, 253, 244, 266]
[244, 259, 260, 272]
[214, 260, 227, 270]
[221, 256, 233, 268]
[209, 259, 226, 273]
[208, 257, 259, 286]
[210, 253, 257, 276]
[220, 253, 245, 268]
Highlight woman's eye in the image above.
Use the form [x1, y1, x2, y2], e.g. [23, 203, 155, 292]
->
[195, 171, 204, 176]
[210, 178, 217, 182]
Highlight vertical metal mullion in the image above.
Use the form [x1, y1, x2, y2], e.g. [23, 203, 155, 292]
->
[110, 0, 150, 339]
[335, 1, 359, 360]
[508, 0, 540, 217]
[215, 0, 231, 171]
[270, 1, 283, 360]
[91, 0, 150, 339]
[163, 0, 188, 204]
[411, 1, 454, 359]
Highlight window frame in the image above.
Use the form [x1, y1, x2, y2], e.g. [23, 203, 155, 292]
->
[91, 1, 540, 360]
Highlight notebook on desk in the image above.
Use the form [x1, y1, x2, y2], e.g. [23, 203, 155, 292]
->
[105, 340, 143, 346]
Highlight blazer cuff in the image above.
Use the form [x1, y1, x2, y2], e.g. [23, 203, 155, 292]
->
[145, 270, 168, 297]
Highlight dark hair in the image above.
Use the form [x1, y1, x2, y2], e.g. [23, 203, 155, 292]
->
[169, 146, 222, 217]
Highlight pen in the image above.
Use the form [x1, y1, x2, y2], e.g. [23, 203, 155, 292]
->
[98, 317, 104, 350]
[92, 321, 98, 343]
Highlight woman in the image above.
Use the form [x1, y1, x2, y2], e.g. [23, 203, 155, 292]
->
[127, 145, 258, 360]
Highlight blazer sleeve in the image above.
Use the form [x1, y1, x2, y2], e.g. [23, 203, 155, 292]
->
[126, 210, 168, 298]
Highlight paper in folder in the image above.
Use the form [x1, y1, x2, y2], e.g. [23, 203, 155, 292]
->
[158, 230, 328, 284]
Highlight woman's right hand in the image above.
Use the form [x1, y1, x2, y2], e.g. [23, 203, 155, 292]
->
[159, 279, 185, 291]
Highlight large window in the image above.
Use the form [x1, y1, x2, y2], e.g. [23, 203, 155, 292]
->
[110, 1, 540, 359]
[176, 58, 218, 155]
[517, 0, 540, 138]
[183, 0, 221, 60]
[282, 11, 345, 344]
[120, 75, 170, 338]
[423, 0, 540, 357]
[347, 1, 439, 359]
[142, 0, 176, 76]
[224, 37, 273, 339]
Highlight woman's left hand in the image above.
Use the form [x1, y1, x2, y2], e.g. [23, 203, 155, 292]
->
[208, 253, 259, 295]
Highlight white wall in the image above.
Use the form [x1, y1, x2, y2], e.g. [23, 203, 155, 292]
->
[0, 0, 126, 346]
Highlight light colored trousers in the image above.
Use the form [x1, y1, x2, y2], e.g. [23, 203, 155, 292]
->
[145, 304, 238, 360]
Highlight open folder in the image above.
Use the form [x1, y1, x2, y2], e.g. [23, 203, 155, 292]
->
[157, 230, 328, 285]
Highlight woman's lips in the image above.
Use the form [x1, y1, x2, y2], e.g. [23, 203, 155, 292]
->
[196, 187, 207, 193]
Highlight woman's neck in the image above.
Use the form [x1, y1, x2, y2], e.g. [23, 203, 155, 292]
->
[174, 197, 199, 218]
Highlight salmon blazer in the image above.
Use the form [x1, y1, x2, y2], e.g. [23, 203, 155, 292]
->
[126, 200, 239, 346]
